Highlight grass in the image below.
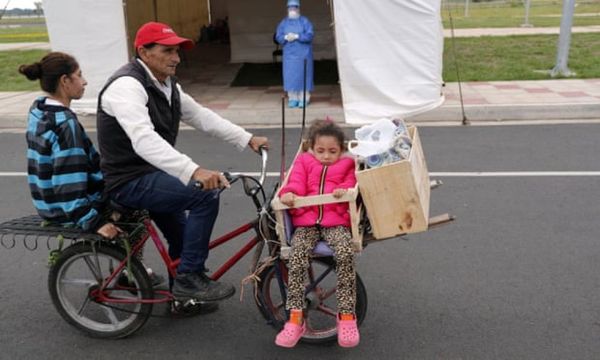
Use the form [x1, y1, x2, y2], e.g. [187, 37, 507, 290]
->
[442, 0, 600, 28]
[231, 60, 339, 87]
[0, 16, 48, 43]
[0, 49, 49, 91]
[443, 32, 600, 81]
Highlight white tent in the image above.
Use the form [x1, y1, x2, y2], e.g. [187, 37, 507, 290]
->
[42, 0, 129, 114]
[42, 0, 444, 122]
[333, 0, 444, 123]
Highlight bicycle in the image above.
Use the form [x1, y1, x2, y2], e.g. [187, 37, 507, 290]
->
[0, 148, 368, 342]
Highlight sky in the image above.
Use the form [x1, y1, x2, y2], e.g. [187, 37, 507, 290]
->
[4, 0, 36, 9]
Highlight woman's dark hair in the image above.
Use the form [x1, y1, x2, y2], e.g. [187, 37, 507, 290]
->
[306, 119, 347, 151]
[18, 52, 79, 94]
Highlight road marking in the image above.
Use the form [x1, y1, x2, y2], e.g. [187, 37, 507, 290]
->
[430, 171, 600, 177]
[4, 171, 600, 178]
[0, 172, 27, 176]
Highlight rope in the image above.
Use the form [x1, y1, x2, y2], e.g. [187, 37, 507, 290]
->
[444, 0, 469, 126]
[239, 256, 277, 303]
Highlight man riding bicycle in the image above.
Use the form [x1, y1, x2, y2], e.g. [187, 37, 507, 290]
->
[96, 21, 269, 303]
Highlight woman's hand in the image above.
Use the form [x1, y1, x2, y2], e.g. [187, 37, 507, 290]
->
[97, 223, 123, 239]
[280, 192, 296, 207]
[332, 189, 347, 198]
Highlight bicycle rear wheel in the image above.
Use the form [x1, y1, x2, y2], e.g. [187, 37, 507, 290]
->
[48, 242, 153, 338]
[256, 257, 368, 344]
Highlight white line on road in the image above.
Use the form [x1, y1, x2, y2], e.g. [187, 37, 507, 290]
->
[5, 171, 600, 177]
[0, 171, 600, 177]
[0, 172, 27, 176]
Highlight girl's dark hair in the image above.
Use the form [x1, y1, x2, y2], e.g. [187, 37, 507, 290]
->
[306, 119, 346, 151]
[18, 52, 79, 94]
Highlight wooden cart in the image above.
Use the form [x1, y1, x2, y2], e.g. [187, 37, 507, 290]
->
[271, 125, 452, 257]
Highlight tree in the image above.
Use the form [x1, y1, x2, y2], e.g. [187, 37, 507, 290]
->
[0, 0, 12, 21]
[34, 1, 43, 17]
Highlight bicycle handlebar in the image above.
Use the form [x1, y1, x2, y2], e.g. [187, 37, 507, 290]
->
[194, 146, 268, 190]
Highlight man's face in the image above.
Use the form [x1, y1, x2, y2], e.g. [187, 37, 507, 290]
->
[138, 44, 181, 82]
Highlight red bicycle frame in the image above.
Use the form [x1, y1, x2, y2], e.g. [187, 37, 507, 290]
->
[93, 218, 261, 305]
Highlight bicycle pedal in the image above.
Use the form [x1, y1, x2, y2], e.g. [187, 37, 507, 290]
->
[170, 299, 219, 317]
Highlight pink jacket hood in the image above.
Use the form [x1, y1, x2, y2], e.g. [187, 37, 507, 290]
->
[279, 152, 357, 227]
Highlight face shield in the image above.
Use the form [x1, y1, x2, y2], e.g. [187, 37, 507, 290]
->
[288, 6, 300, 19]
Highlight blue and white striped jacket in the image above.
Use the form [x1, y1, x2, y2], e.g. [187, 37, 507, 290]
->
[26, 97, 106, 231]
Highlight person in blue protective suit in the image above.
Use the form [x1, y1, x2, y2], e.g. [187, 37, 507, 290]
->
[275, 0, 314, 108]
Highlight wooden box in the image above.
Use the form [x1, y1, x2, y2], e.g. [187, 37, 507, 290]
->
[355, 125, 430, 238]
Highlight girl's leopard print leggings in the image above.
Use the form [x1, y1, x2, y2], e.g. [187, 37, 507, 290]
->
[286, 225, 356, 314]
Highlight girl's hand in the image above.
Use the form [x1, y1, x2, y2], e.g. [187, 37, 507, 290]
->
[97, 223, 123, 239]
[280, 193, 296, 207]
[332, 189, 347, 198]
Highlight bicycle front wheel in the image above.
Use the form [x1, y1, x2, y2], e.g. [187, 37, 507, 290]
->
[48, 242, 153, 338]
[257, 257, 368, 344]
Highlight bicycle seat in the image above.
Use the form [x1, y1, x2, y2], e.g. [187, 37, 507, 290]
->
[283, 211, 334, 257]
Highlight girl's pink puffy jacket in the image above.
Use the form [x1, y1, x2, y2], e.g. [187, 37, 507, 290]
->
[278, 152, 357, 227]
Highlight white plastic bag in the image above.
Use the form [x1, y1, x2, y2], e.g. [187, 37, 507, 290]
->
[349, 118, 398, 158]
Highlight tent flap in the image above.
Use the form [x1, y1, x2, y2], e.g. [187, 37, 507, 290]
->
[43, 0, 129, 113]
[333, 0, 444, 124]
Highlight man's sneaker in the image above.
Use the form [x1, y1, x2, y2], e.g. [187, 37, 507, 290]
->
[172, 272, 235, 302]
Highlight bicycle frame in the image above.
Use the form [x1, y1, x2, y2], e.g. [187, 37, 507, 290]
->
[93, 217, 263, 306]
[94, 149, 272, 306]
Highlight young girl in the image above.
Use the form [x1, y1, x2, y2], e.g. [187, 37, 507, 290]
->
[19, 52, 120, 239]
[275, 119, 360, 348]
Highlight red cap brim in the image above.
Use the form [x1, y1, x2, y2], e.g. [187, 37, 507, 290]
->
[155, 36, 195, 50]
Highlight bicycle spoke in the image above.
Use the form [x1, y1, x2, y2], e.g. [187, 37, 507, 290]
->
[317, 287, 336, 301]
[101, 305, 120, 326]
[77, 296, 92, 316]
[315, 304, 337, 317]
[60, 278, 97, 287]
[83, 255, 103, 283]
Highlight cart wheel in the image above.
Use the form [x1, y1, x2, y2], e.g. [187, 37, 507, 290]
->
[48, 242, 153, 338]
[256, 257, 368, 344]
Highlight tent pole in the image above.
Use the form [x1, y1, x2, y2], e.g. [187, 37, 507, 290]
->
[280, 96, 286, 183]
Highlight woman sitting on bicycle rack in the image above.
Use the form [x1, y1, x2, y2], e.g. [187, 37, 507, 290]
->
[19, 52, 121, 240]
[276, 119, 360, 348]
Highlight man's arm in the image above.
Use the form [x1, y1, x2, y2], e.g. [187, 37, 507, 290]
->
[101, 77, 199, 185]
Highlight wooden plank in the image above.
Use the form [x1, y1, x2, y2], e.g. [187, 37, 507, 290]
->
[271, 187, 359, 210]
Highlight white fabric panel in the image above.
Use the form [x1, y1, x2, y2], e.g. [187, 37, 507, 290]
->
[333, 0, 444, 124]
[43, 0, 129, 113]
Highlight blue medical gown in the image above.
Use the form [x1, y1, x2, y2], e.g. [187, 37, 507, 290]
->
[275, 16, 314, 92]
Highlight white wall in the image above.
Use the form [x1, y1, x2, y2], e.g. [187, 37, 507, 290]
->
[228, 0, 335, 63]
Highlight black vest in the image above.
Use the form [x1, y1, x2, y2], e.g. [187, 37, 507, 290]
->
[96, 60, 182, 192]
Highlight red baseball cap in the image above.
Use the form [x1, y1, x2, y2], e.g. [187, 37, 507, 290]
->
[134, 22, 194, 50]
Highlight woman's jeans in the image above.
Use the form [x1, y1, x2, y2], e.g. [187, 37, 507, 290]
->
[110, 171, 219, 274]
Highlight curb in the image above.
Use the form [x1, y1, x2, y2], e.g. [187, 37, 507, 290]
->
[2, 103, 599, 129]
[408, 103, 600, 122]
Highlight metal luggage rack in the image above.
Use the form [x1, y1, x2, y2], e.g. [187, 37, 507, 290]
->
[0, 214, 146, 251]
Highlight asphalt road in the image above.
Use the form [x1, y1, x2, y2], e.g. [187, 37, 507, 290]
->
[1, 124, 600, 359]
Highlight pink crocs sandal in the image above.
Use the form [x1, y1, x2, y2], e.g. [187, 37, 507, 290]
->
[275, 321, 306, 348]
[337, 316, 360, 348]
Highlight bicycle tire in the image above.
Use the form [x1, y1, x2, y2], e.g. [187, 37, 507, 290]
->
[48, 242, 153, 339]
[256, 257, 368, 344]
